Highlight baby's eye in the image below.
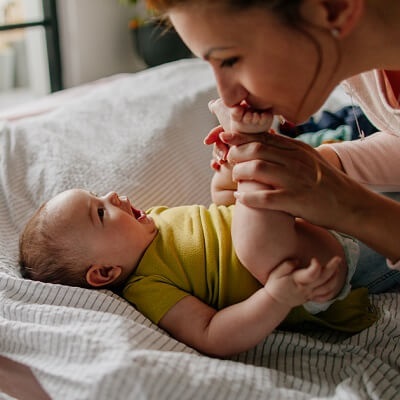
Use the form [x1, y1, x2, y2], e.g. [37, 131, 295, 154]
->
[220, 57, 239, 68]
[97, 208, 105, 221]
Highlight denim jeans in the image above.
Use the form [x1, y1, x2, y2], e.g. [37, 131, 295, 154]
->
[350, 192, 400, 294]
[351, 241, 400, 294]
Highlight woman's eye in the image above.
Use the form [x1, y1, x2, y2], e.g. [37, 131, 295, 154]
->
[97, 208, 105, 221]
[220, 57, 239, 68]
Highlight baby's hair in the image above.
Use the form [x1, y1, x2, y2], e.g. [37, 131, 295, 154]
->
[19, 202, 90, 288]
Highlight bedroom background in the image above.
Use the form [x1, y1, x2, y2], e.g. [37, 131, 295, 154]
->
[0, 0, 173, 113]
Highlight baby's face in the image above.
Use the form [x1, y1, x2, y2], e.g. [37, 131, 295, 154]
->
[46, 189, 158, 274]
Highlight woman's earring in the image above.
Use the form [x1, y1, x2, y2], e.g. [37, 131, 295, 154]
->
[331, 28, 340, 38]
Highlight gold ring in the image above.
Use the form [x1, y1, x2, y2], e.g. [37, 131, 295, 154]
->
[315, 162, 322, 185]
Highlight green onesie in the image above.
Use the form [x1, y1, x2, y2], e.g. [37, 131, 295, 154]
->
[123, 205, 377, 333]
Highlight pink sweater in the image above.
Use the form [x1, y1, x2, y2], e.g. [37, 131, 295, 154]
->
[330, 70, 400, 268]
[330, 70, 400, 192]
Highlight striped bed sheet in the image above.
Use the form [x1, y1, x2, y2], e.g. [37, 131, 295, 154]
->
[0, 59, 399, 400]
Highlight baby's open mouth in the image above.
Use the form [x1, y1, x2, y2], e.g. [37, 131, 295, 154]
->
[131, 206, 147, 222]
[131, 206, 142, 219]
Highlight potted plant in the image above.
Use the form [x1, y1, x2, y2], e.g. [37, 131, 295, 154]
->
[119, 0, 192, 68]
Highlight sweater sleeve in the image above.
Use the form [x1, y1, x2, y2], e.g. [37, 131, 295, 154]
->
[330, 131, 400, 192]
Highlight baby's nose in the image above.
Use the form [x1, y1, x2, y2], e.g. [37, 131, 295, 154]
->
[105, 191, 120, 205]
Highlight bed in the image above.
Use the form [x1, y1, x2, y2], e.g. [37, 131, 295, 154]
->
[0, 59, 399, 400]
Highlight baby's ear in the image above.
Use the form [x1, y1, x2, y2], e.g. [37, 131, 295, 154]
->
[86, 265, 122, 287]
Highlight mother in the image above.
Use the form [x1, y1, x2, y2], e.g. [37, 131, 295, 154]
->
[147, 0, 400, 291]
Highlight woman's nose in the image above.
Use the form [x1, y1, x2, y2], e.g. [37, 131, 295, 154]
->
[214, 73, 248, 108]
[104, 191, 120, 205]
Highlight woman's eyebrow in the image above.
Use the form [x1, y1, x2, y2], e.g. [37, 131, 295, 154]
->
[203, 46, 235, 60]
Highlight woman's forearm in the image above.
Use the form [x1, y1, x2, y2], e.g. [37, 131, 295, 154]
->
[340, 186, 400, 263]
[318, 143, 400, 263]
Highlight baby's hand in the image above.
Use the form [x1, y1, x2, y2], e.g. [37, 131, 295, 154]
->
[264, 257, 342, 308]
[208, 98, 272, 134]
[295, 256, 345, 303]
[204, 125, 230, 170]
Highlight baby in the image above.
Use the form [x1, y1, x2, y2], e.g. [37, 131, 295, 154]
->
[19, 101, 375, 357]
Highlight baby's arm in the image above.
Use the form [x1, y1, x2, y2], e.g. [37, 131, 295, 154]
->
[210, 162, 237, 205]
[209, 99, 347, 297]
[159, 258, 339, 357]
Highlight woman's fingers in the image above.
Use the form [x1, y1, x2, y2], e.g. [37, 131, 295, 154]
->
[231, 160, 288, 187]
[233, 189, 283, 210]
[227, 137, 322, 189]
[220, 130, 300, 151]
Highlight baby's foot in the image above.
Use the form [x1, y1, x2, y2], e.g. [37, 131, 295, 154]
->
[208, 99, 231, 132]
[209, 98, 271, 134]
[230, 104, 271, 133]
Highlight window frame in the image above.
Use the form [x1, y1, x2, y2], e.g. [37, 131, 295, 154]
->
[0, 0, 62, 92]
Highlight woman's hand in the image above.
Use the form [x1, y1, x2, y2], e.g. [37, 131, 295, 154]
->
[221, 131, 367, 231]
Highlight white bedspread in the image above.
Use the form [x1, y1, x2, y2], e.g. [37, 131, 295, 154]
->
[0, 59, 399, 400]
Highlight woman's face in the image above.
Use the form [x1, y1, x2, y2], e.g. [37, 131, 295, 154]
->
[170, 5, 339, 124]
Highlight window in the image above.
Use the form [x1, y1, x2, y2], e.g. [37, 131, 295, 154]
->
[0, 0, 61, 109]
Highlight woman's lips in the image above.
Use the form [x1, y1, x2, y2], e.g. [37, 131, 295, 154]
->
[239, 100, 273, 114]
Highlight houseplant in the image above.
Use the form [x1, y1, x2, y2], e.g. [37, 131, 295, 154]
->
[119, 0, 192, 67]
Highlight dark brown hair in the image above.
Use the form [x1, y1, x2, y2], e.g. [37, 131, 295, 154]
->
[146, 0, 303, 25]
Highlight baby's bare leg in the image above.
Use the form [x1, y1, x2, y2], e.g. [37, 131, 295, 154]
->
[232, 182, 299, 284]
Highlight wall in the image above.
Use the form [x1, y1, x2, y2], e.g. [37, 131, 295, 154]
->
[57, 0, 145, 89]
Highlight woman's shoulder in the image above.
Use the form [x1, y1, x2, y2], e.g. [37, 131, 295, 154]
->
[344, 70, 400, 136]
